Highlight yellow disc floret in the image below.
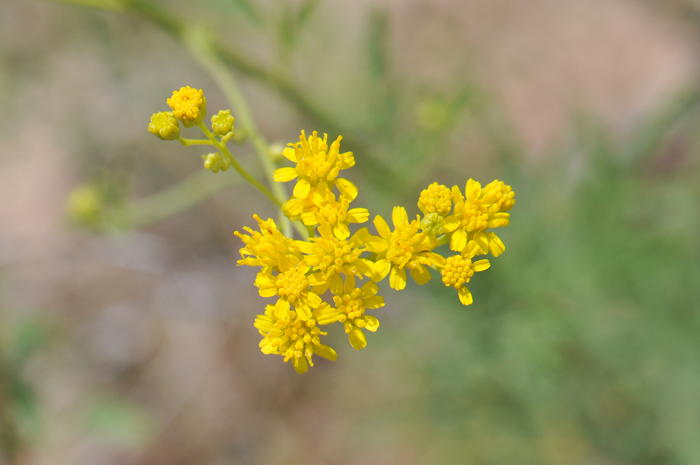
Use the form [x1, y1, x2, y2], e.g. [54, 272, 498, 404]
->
[482, 179, 516, 212]
[440, 254, 490, 306]
[167, 86, 206, 127]
[275, 268, 309, 304]
[148, 111, 180, 140]
[418, 182, 452, 215]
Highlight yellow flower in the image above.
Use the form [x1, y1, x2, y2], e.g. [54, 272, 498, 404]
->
[273, 130, 358, 205]
[440, 254, 490, 306]
[255, 259, 323, 321]
[482, 179, 515, 212]
[234, 215, 301, 270]
[255, 303, 338, 374]
[367, 207, 445, 290]
[417, 182, 452, 216]
[329, 274, 383, 350]
[297, 224, 375, 289]
[301, 188, 369, 240]
[167, 86, 207, 127]
[443, 179, 511, 257]
[211, 109, 235, 136]
[201, 152, 231, 173]
[148, 111, 180, 140]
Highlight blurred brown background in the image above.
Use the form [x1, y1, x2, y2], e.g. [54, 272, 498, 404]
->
[1, 0, 700, 464]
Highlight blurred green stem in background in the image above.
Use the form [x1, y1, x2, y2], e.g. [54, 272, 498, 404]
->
[128, 167, 243, 229]
[183, 25, 305, 238]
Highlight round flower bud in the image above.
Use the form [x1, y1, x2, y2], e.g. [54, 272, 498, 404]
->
[211, 109, 235, 136]
[420, 212, 445, 236]
[66, 185, 102, 226]
[167, 86, 207, 127]
[202, 152, 231, 173]
[148, 111, 180, 140]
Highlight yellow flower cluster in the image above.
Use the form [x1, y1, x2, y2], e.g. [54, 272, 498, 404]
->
[236, 130, 515, 373]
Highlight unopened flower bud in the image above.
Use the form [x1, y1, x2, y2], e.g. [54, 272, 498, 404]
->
[202, 152, 231, 173]
[211, 109, 235, 136]
[421, 212, 445, 236]
[167, 86, 206, 127]
[148, 111, 180, 140]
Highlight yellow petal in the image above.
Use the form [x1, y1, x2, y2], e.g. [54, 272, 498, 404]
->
[301, 212, 318, 226]
[259, 287, 278, 298]
[450, 229, 467, 252]
[374, 215, 391, 239]
[346, 208, 369, 224]
[472, 259, 490, 272]
[392, 206, 408, 228]
[344, 274, 356, 293]
[443, 214, 460, 232]
[348, 328, 367, 350]
[307, 272, 326, 287]
[472, 231, 488, 254]
[295, 301, 312, 320]
[282, 146, 297, 162]
[273, 167, 298, 182]
[314, 343, 338, 361]
[333, 223, 350, 240]
[335, 178, 358, 201]
[389, 266, 407, 290]
[365, 235, 388, 253]
[304, 291, 322, 309]
[274, 298, 290, 318]
[485, 232, 505, 257]
[458, 286, 473, 306]
[362, 315, 380, 332]
[360, 281, 379, 298]
[293, 179, 311, 199]
[409, 265, 432, 285]
[329, 273, 344, 295]
[363, 296, 385, 309]
[373, 259, 391, 282]
[293, 356, 309, 374]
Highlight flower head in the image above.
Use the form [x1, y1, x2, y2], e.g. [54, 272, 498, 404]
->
[202, 152, 231, 173]
[255, 303, 338, 374]
[329, 274, 383, 350]
[443, 179, 512, 257]
[167, 86, 207, 127]
[297, 224, 375, 288]
[274, 131, 358, 209]
[440, 254, 490, 306]
[234, 215, 301, 270]
[148, 111, 180, 140]
[417, 182, 452, 216]
[255, 260, 323, 321]
[368, 207, 444, 290]
[211, 109, 235, 136]
[301, 188, 369, 240]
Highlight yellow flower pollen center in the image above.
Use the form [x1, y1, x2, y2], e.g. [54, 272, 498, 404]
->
[419, 183, 452, 215]
[315, 239, 361, 276]
[333, 289, 366, 325]
[275, 269, 309, 303]
[460, 200, 489, 232]
[386, 225, 420, 268]
[441, 255, 475, 289]
[167, 87, 204, 123]
[319, 202, 345, 225]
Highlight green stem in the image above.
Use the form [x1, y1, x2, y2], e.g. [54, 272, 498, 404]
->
[196, 122, 282, 208]
[185, 26, 308, 239]
[178, 137, 214, 146]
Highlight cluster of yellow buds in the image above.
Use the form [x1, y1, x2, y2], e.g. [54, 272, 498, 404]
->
[236, 131, 515, 373]
[148, 87, 515, 374]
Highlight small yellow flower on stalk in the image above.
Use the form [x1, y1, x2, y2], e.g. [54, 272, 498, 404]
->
[301, 187, 369, 240]
[329, 274, 383, 350]
[440, 253, 490, 306]
[148, 111, 180, 140]
[482, 179, 516, 212]
[255, 259, 323, 321]
[234, 215, 301, 270]
[418, 182, 452, 216]
[211, 109, 235, 136]
[202, 152, 231, 173]
[255, 304, 338, 374]
[296, 224, 375, 290]
[443, 179, 512, 257]
[274, 131, 358, 213]
[167, 86, 207, 127]
[367, 207, 445, 290]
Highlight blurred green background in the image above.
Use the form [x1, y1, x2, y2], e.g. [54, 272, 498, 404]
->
[1, 0, 700, 464]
